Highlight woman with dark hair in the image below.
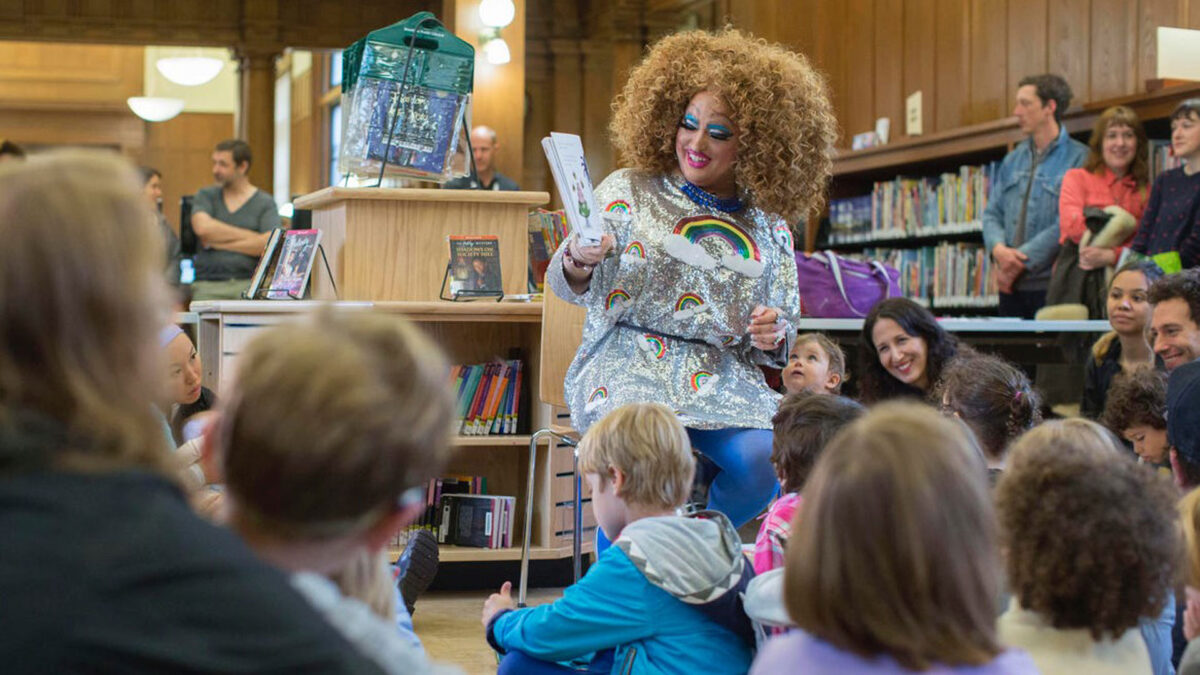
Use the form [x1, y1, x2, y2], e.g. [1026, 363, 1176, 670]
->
[1080, 259, 1164, 419]
[858, 297, 962, 404]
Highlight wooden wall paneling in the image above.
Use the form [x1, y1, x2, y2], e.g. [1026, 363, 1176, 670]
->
[842, 0, 875, 141]
[1138, 0, 1183, 91]
[289, 66, 315, 198]
[968, 0, 1008, 125]
[1090, 0, 1138, 100]
[812, 0, 847, 144]
[1006, 0, 1048, 98]
[934, 0, 970, 132]
[523, 41, 551, 193]
[874, 0, 905, 139]
[903, 0, 936, 137]
[1189, 0, 1200, 28]
[140, 113, 236, 233]
[0, 41, 142, 105]
[1047, 0, 1091, 107]
[581, 40, 615, 184]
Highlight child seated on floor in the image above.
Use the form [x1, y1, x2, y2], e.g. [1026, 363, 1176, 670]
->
[481, 402, 755, 675]
[206, 310, 460, 675]
[753, 392, 864, 575]
[782, 332, 847, 395]
[751, 402, 1039, 674]
[1102, 366, 1172, 475]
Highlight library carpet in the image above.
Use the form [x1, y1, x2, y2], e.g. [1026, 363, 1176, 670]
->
[416, 587, 564, 674]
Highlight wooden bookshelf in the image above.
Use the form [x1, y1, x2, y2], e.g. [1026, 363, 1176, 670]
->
[830, 83, 1200, 181]
[194, 299, 589, 566]
[817, 84, 1200, 312]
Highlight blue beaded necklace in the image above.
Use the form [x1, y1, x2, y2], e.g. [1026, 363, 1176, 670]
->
[679, 180, 744, 213]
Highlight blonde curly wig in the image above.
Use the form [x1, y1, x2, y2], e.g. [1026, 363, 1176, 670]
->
[610, 28, 838, 224]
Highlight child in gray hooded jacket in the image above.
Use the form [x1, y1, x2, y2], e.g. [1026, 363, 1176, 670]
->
[482, 402, 755, 674]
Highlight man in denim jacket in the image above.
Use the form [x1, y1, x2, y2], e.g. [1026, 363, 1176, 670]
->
[983, 74, 1088, 318]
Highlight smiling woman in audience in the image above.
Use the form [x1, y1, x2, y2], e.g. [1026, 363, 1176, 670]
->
[858, 297, 964, 404]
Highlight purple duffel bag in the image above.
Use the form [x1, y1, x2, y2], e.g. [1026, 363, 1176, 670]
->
[795, 250, 902, 318]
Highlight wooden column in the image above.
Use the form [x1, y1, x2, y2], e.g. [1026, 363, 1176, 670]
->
[235, 48, 280, 194]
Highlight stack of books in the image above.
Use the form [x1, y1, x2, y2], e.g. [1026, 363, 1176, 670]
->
[451, 360, 523, 436]
[437, 494, 516, 549]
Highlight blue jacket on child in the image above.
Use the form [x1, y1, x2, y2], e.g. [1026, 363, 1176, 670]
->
[487, 511, 754, 675]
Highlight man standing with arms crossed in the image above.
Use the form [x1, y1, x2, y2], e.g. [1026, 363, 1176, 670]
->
[190, 139, 282, 301]
[983, 74, 1089, 318]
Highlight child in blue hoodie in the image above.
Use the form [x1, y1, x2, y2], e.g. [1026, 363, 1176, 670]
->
[482, 402, 755, 674]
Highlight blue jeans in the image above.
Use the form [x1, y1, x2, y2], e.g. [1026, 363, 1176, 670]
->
[498, 648, 615, 674]
[595, 426, 777, 555]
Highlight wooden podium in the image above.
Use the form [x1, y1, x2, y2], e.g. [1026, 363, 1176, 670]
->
[294, 187, 550, 301]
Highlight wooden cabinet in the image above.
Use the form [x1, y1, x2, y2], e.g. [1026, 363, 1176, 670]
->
[194, 299, 592, 563]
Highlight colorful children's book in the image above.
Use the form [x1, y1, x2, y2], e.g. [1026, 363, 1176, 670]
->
[541, 132, 603, 246]
[448, 235, 502, 296]
[267, 229, 322, 300]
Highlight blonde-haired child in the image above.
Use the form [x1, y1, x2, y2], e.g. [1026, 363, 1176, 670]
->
[482, 402, 754, 675]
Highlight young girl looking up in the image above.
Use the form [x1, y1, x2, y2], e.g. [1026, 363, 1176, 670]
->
[782, 333, 847, 395]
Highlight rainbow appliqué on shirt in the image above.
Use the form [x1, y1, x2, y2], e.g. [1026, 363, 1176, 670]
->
[639, 333, 667, 361]
[672, 292, 709, 320]
[690, 370, 719, 395]
[585, 386, 609, 412]
[662, 215, 764, 277]
[621, 240, 647, 266]
[605, 288, 630, 310]
[603, 200, 633, 223]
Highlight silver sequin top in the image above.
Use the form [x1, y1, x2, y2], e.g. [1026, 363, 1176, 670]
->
[547, 169, 801, 432]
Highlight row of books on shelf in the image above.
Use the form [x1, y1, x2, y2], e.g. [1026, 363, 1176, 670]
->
[452, 360, 524, 436]
[411, 475, 488, 533]
[829, 163, 997, 244]
[528, 209, 569, 292]
[437, 494, 516, 549]
[1150, 139, 1184, 183]
[404, 477, 516, 549]
[856, 242, 999, 307]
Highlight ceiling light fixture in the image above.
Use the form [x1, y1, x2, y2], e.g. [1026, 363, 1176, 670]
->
[155, 56, 224, 87]
[126, 96, 185, 122]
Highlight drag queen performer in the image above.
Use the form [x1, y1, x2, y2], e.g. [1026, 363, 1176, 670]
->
[545, 29, 837, 531]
